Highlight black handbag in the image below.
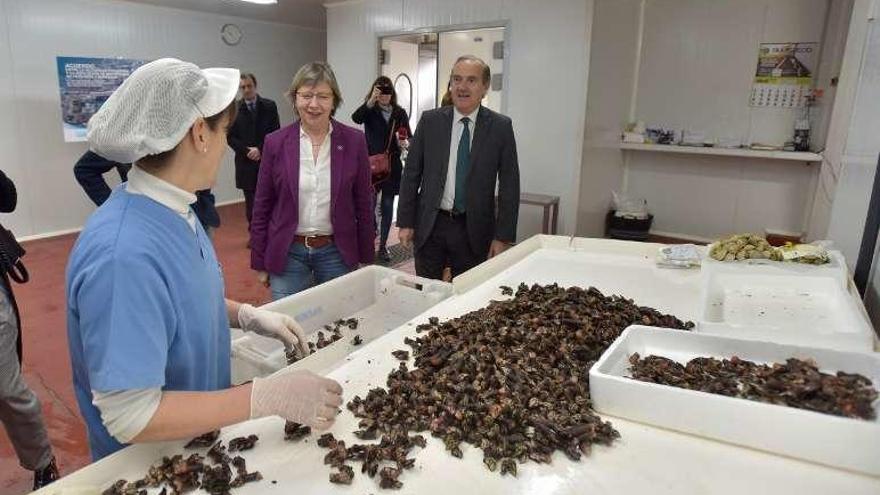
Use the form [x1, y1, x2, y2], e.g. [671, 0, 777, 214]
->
[0, 224, 28, 283]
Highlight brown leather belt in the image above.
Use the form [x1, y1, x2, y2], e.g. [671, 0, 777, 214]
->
[294, 234, 334, 249]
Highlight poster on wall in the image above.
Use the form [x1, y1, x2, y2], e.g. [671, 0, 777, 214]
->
[56, 56, 147, 142]
[749, 42, 818, 108]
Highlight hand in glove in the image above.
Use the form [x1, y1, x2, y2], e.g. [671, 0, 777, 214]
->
[238, 303, 309, 359]
[250, 370, 343, 430]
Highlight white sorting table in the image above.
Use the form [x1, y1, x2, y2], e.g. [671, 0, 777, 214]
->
[34, 236, 880, 495]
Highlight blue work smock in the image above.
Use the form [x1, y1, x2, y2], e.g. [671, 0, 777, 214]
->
[66, 186, 230, 460]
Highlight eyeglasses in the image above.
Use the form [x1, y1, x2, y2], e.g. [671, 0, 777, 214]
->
[296, 92, 334, 103]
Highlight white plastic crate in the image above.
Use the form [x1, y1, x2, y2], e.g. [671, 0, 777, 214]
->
[697, 271, 874, 352]
[590, 325, 880, 476]
[230, 265, 453, 384]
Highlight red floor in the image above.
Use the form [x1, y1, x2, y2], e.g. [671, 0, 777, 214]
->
[0, 202, 409, 493]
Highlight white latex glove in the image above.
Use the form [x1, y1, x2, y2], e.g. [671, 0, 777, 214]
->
[250, 370, 343, 429]
[238, 303, 309, 359]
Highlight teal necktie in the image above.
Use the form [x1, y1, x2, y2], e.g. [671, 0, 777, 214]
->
[453, 117, 471, 213]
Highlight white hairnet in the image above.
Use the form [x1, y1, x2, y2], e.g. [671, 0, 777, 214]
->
[87, 58, 240, 164]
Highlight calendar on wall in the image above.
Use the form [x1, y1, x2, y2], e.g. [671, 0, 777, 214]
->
[749, 42, 818, 108]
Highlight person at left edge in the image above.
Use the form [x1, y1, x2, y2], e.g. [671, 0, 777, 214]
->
[66, 58, 343, 461]
[0, 169, 60, 490]
[74, 151, 221, 237]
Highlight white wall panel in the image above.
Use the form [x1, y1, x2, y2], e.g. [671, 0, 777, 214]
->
[731, 161, 814, 234]
[0, 0, 324, 238]
[854, 0, 880, 328]
[627, 155, 816, 240]
[627, 155, 742, 239]
[636, 0, 763, 145]
[327, 0, 592, 239]
[598, 0, 831, 240]
[401, 0, 503, 31]
[0, 0, 30, 236]
[827, 10, 880, 267]
[499, 0, 592, 237]
[577, 0, 640, 236]
[327, 0, 403, 127]
[381, 39, 420, 127]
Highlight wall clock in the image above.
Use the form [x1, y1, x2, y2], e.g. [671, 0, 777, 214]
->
[221, 23, 242, 46]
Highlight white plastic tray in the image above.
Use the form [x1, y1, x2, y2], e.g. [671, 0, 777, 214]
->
[697, 271, 875, 352]
[702, 247, 850, 290]
[590, 325, 880, 476]
[230, 265, 452, 384]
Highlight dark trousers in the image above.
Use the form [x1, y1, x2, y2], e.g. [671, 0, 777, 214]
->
[414, 213, 485, 280]
[243, 188, 255, 226]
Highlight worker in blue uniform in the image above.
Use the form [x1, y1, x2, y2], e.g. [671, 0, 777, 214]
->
[65, 58, 343, 461]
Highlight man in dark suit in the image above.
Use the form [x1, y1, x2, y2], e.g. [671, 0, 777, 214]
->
[397, 55, 520, 279]
[227, 72, 280, 226]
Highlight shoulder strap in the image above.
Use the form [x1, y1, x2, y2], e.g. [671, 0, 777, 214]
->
[383, 117, 396, 154]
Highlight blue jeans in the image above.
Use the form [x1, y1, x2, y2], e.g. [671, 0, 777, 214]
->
[375, 191, 395, 249]
[269, 242, 351, 300]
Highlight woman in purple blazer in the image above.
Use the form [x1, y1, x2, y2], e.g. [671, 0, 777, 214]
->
[250, 62, 374, 300]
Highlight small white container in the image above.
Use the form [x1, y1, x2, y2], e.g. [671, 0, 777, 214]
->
[231, 265, 453, 384]
[697, 271, 874, 352]
[590, 325, 880, 476]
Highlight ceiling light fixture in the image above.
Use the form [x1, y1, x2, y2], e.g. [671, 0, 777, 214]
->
[236, 0, 278, 4]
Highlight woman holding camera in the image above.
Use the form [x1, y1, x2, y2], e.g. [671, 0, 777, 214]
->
[351, 76, 411, 263]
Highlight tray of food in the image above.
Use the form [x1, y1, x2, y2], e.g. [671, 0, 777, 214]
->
[703, 233, 849, 290]
[230, 265, 453, 384]
[590, 325, 880, 475]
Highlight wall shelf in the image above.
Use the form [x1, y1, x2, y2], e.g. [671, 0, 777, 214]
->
[620, 142, 823, 162]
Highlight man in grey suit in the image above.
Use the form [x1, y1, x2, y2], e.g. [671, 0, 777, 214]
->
[397, 55, 520, 279]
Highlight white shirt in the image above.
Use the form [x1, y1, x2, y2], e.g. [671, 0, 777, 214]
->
[92, 164, 202, 444]
[126, 166, 198, 232]
[440, 107, 479, 211]
[297, 124, 333, 235]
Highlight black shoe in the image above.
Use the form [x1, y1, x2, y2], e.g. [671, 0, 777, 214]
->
[33, 456, 59, 490]
[377, 247, 391, 263]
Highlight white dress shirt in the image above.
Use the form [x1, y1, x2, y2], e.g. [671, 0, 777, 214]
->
[297, 124, 333, 235]
[440, 107, 479, 211]
[91, 165, 201, 444]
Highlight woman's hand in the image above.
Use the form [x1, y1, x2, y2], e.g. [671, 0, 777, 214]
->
[367, 86, 381, 107]
[256, 271, 269, 288]
[250, 370, 343, 430]
[237, 303, 310, 359]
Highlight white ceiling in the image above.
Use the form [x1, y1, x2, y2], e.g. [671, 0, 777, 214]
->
[119, 0, 327, 29]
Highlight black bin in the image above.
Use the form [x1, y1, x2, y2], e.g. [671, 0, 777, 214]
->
[605, 210, 654, 241]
